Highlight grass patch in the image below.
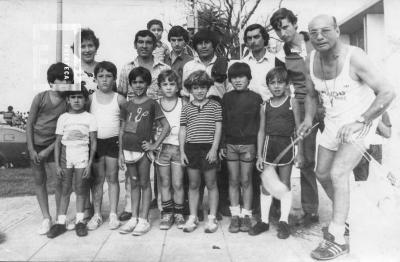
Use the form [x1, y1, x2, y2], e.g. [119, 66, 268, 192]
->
[0, 168, 56, 197]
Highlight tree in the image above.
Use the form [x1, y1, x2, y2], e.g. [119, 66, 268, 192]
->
[194, 0, 283, 59]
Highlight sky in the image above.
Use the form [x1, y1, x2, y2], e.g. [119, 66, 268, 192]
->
[0, 0, 376, 111]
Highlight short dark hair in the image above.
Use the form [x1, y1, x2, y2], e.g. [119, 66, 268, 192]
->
[270, 8, 298, 31]
[134, 30, 157, 48]
[157, 69, 180, 88]
[94, 61, 117, 78]
[65, 86, 90, 99]
[168, 25, 189, 43]
[266, 67, 289, 85]
[299, 31, 310, 42]
[243, 24, 269, 46]
[192, 29, 218, 49]
[47, 62, 74, 84]
[183, 70, 214, 91]
[128, 66, 152, 86]
[228, 62, 252, 82]
[7, 106, 13, 111]
[147, 19, 163, 30]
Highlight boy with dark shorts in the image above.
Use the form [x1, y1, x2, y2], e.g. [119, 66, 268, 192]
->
[179, 70, 222, 233]
[26, 62, 71, 235]
[220, 62, 263, 233]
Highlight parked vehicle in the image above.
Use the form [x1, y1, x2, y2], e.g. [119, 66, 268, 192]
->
[0, 125, 30, 167]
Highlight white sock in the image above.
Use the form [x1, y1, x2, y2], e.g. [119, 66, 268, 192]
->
[328, 222, 346, 245]
[279, 190, 292, 223]
[260, 193, 272, 224]
[229, 205, 241, 217]
[241, 208, 252, 217]
[57, 215, 66, 224]
[76, 213, 84, 223]
[109, 212, 117, 218]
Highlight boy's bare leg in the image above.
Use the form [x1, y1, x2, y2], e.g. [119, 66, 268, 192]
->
[240, 161, 254, 211]
[204, 168, 218, 217]
[187, 168, 201, 217]
[137, 156, 151, 219]
[105, 156, 119, 215]
[127, 164, 140, 218]
[315, 146, 336, 201]
[45, 162, 62, 218]
[159, 165, 172, 203]
[33, 163, 51, 219]
[124, 174, 132, 212]
[171, 164, 184, 205]
[74, 168, 88, 214]
[92, 159, 106, 215]
[278, 164, 293, 223]
[227, 161, 240, 207]
[58, 168, 74, 216]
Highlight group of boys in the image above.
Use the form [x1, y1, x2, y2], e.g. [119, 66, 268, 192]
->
[26, 7, 395, 261]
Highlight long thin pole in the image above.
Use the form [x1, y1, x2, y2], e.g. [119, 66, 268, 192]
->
[56, 0, 63, 62]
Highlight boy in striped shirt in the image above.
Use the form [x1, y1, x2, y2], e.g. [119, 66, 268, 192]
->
[179, 70, 222, 233]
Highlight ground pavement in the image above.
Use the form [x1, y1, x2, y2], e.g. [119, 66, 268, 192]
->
[0, 167, 371, 262]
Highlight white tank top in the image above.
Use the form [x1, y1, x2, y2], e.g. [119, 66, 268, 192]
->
[90, 92, 120, 139]
[159, 97, 182, 146]
[310, 46, 375, 122]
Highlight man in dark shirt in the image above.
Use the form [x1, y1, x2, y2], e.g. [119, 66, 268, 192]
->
[271, 8, 324, 226]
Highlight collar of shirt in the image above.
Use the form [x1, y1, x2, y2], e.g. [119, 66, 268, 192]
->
[170, 50, 192, 65]
[193, 54, 217, 67]
[130, 55, 168, 69]
[245, 49, 275, 64]
[277, 40, 307, 60]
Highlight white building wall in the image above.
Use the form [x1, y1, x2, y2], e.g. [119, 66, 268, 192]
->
[365, 13, 384, 65]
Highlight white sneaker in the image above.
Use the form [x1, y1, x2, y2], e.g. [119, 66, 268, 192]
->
[119, 217, 138, 234]
[37, 218, 51, 235]
[87, 214, 103, 231]
[204, 215, 218, 233]
[132, 218, 151, 236]
[109, 214, 121, 230]
[66, 219, 76, 231]
[183, 215, 199, 233]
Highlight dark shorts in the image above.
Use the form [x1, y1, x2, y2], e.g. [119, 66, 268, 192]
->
[95, 136, 119, 160]
[33, 144, 54, 163]
[156, 144, 181, 166]
[262, 135, 294, 166]
[226, 144, 256, 162]
[184, 143, 219, 171]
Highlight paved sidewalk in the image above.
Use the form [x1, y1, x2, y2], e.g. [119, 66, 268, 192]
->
[0, 167, 395, 262]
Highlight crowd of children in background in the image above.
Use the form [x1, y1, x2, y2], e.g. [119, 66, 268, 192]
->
[24, 16, 391, 250]
[0, 106, 29, 129]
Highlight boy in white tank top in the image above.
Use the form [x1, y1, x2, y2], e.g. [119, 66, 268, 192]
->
[87, 61, 126, 231]
[298, 15, 396, 260]
[155, 70, 187, 230]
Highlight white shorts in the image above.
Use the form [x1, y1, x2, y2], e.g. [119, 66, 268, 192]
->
[61, 145, 88, 169]
[123, 150, 145, 164]
[319, 118, 378, 151]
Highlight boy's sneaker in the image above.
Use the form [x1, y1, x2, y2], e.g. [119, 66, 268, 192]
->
[183, 215, 199, 233]
[159, 213, 174, 230]
[132, 219, 151, 236]
[277, 221, 290, 239]
[119, 217, 138, 234]
[66, 219, 76, 231]
[109, 214, 121, 230]
[248, 221, 269, 236]
[311, 231, 349, 260]
[204, 216, 218, 233]
[47, 224, 66, 238]
[75, 222, 88, 237]
[174, 214, 185, 229]
[37, 218, 52, 235]
[240, 215, 252, 232]
[228, 216, 240, 233]
[87, 214, 103, 231]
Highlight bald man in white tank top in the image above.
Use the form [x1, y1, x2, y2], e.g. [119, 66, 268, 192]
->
[297, 15, 395, 260]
